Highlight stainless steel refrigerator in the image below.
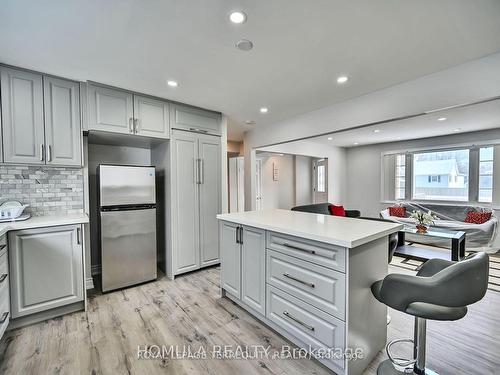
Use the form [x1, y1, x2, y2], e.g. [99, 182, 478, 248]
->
[98, 165, 157, 292]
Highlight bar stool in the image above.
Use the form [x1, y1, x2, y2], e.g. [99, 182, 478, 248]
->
[371, 252, 489, 374]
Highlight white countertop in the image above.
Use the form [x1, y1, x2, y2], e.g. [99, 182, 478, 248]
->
[217, 209, 403, 248]
[0, 213, 89, 237]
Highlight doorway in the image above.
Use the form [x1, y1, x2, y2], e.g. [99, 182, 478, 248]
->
[313, 158, 328, 203]
[255, 159, 263, 210]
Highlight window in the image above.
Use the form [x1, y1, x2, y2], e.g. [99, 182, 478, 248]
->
[395, 154, 405, 200]
[412, 149, 469, 201]
[317, 165, 325, 193]
[479, 147, 494, 203]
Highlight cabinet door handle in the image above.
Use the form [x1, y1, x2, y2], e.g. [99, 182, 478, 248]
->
[189, 127, 208, 134]
[235, 226, 239, 244]
[282, 242, 316, 255]
[239, 227, 243, 245]
[134, 118, 139, 134]
[0, 274, 7, 283]
[47, 145, 52, 162]
[76, 227, 81, 245]
[0, 312, 8, 324]
[282, 311, 315, 331]
[283, 273, 315, 288]
[40, 144, 44, 161]
[199, 159, 204, 184]
[129, 117, 134, 133]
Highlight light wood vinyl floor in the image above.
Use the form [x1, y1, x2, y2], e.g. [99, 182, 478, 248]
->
[0, 265, 499, 375]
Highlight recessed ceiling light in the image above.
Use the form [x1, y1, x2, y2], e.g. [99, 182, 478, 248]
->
[229, 11, 247, 24]
[245, 120, 255, 125]
[336, 75, 349, 84]
[236, 39, 253, 51]
[453, 128, 461, 132]
[354, 142, 359, 145]
[327, 137, 333, 141]
[373, 129, 380, 133]
[260, 107, 268, 114]
[438, 117, 447, 121]
[167, 80, 178, 87]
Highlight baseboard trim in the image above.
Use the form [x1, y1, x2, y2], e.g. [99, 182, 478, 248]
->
[85, 277, 94, 290]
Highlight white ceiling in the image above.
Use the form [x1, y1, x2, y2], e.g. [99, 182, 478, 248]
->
[308, 98, 500, 147]
[1, 1, 500, 141]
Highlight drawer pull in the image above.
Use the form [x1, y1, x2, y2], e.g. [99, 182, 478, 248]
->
[0, 274, 7, 283]
[0, 312, 8, 324]
[283, 273, 315, 288]
[283, 310, 315, 331]
[282, 242, 316, 255]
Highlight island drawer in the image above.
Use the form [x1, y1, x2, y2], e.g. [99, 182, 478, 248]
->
[267, 250, 345, 320]
[267, 285, 345, 369]
[266, 231, 346, 272]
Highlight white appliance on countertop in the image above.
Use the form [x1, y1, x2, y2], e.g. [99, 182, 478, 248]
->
[0, 199, 30, 222]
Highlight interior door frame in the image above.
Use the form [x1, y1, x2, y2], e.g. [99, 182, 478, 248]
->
[255, 158, 263, 210]
[312, 158, 328, 203]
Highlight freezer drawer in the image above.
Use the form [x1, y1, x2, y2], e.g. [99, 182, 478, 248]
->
[101, 208, 157, 292]
[99, 165, 156, 206]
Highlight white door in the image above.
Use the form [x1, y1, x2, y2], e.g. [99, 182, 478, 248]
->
[255, 159, 263, 210]
[313, 158, 328, 203]
[229, 156, 245, 213]
[198, 134, 221, 267]
[171, 130, 200, 274]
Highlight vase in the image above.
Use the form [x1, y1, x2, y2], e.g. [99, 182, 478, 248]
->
[416, 224, 428, 233]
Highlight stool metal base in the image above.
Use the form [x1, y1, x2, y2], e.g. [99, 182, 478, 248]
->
[377, 359, 439, 375]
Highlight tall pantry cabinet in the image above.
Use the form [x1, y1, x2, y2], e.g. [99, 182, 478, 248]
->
[167, 105, 222, 278]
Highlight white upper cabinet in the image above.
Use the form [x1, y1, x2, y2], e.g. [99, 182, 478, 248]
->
[1, 67, 45, 164]
[133, 95, 169, 138]
[88, 84, 134, 134]
[44, 76, 82, 166]
[170, 104, 221, 136]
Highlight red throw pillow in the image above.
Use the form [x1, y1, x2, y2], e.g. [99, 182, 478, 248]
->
[389, 206, 406, 218]
[329, 205, 346, 217]
[464, 211, 492, 224]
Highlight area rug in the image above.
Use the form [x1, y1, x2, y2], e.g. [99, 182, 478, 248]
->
[390, 250, 500, 293]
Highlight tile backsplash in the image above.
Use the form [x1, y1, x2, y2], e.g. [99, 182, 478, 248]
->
[0, 165, 84, 216]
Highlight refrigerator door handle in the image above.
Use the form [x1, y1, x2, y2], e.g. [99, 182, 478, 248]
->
[199, 158, 204, 184]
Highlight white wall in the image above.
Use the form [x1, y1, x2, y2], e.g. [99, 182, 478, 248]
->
[345, 128, 500, 218]
[257, 140, 347, 205]
[243, 53, 500, 210]
[295, 156, 313, 206]
[258, 154, 295, 210]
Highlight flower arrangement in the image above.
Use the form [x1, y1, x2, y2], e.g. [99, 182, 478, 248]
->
[409, 210, 437, 233]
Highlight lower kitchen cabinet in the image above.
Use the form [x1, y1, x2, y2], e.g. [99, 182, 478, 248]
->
[0, 235, 9, 340]
[220, 222, 266, 315]
[9, 224, 84, 318]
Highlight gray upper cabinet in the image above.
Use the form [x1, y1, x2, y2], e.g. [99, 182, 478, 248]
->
[9, 225, 84, 318]
[44, 76, 82, 166]
[88, 84, 134, 134]
[0, 67, 45, 164]
[134, 95, 169, 138]
[170, 104, 221, 136]
[199, 134, 221, 267]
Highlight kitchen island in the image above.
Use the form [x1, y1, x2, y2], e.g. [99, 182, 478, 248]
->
[217, 209, 403, 375]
